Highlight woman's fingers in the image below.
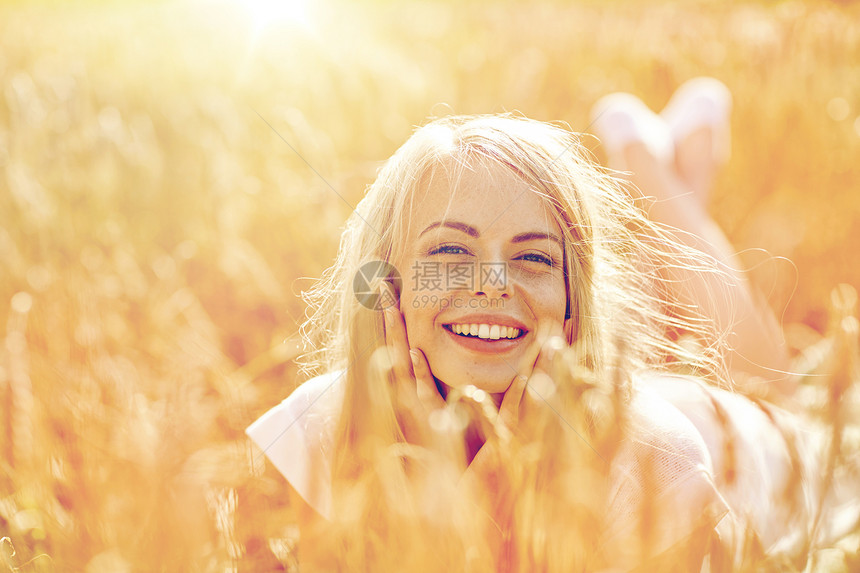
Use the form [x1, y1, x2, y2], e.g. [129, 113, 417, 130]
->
[504, 319, 567, 426]
[496, 321, 546, 429]
[498, 374, 529, 429]
[381, 287, 414, 385]
[379, 284, 445, 438]
[410, 347, 445, 411]
[534, 320, 566, 378]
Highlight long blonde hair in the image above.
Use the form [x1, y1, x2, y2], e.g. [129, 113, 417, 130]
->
[300, 113, 725, 385]
[297, 113, 730, 569]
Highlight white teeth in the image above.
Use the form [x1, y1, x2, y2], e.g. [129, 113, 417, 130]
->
[450, 323, 523, 340]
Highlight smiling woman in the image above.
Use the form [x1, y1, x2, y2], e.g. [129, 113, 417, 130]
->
[246, 113, 736, 570]
[245, 112, 841, 571]
[399, 157, 568, 395]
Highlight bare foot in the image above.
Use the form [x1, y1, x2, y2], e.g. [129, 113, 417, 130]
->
[661, 77, 732, 205]
[673, 126, 718, 204]
[590, 92, 673, 174]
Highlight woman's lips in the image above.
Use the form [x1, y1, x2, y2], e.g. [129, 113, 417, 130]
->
[442, 323, 528, 353]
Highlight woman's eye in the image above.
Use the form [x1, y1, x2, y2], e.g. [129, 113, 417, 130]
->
[429, 244, 470, 256]
[517, 253, 555, 266]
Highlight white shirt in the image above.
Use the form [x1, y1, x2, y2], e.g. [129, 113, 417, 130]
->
[246, 370, 832, 564]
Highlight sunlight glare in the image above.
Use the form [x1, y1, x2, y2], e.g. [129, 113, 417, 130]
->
[240, 0, 312, 33]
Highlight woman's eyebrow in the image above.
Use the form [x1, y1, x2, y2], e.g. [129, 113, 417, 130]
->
[419, 221, 479, 237]
[511, 231, 563, 247]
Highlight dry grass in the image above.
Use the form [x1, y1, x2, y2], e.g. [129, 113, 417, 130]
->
[0, 0, 859, 571]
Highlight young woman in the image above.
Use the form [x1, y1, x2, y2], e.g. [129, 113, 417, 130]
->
[247, 80, 842, 571]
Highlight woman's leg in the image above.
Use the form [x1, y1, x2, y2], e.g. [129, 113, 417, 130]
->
[592, 86, 794, 397]
[627, 140, 792, 395]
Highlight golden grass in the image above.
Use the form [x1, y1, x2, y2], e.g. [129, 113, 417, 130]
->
[1, 0, 859, 570]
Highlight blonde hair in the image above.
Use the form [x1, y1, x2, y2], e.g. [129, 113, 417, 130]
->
[296, 113, 732, 568]
[300, 113, 726, 386]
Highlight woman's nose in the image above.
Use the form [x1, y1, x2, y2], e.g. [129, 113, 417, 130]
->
[473, 260, 510, 298]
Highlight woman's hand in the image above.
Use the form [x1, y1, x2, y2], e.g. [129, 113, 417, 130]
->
[381, 289, 446, 446]
[466, 319, 568, 446]
[462, 319, 567, 481]
[458, 320, 568, 564]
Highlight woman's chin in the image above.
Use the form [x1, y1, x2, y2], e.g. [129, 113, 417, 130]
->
[436, 371, 514, 398]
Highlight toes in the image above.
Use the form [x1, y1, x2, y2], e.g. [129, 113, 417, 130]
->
[661, 77, 732, 165]
[590, 92, 674, 168]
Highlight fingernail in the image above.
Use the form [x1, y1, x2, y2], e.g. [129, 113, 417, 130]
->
[409, 349, 419, 368]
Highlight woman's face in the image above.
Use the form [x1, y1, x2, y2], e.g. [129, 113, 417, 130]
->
[397, 158, 568, 395]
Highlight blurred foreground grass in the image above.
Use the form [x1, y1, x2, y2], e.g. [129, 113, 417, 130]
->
[1, 0, 859, 570]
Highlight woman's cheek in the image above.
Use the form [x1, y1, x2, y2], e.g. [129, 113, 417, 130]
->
[401, 293, 431, 346]
[516, 271, 568, 322]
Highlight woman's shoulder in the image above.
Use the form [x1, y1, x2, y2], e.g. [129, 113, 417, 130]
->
[246, 370, 346, 446]
[276, 369, 347, 415]
[601, 371, 728, 559]
[246, 370, 346, 519]
[626, 371, 714, 464]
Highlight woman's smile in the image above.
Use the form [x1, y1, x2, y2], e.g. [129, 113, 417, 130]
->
[440, 313, 530, 354]
[397, 157, 568, 394]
